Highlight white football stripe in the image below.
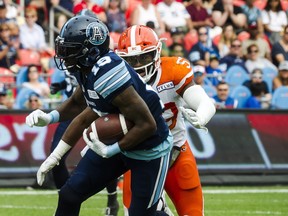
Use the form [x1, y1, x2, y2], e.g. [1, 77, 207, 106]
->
[119, 114, 128, 135]
[91, 121, 99, 139]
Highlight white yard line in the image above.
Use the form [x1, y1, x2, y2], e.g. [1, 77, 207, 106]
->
[0, 188, 287, 195]
[205, 210, 284, 215]
[203, 189, 288, 194]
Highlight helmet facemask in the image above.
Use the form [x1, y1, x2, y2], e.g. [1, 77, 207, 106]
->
[54, 36, 86, 70]
[119, 41, 162, 83]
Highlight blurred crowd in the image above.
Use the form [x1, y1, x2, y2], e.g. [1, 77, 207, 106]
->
[0, 0, 288, 110]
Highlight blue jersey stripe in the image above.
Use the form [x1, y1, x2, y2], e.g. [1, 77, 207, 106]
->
[98, 71, 130, 98]
[94, 61, 126, 89]
[94, 62, 131, 98]
[148, 151, 170, 208]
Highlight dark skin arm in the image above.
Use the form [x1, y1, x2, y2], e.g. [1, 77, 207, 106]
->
[61, 85, 157, 150]
[179, 81, 195, 98]
[56, 86, 87, 121]
[111, 86, 157, 150]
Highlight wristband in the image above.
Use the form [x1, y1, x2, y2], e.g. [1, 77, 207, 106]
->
[107, 142, 121, 157]
[52, 140, 72, 159]
[49, 110, 60, 123]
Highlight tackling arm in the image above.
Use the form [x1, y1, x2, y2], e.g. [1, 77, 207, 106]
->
[180, 83, 216, 128]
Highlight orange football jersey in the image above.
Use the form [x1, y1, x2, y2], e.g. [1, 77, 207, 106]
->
[151, 56, 194, 148]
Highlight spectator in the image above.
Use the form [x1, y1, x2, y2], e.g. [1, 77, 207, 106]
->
[262, 0, 288, 45]
[26, 0, 47, 29]
[219, 39, 248, 72]
[217, 24, 237, 57]
[0, 82, 12, 109]
[19, 7, 53, 55]
[73, 0, 107, 23]
[130, 0, 165, 35]
[168, 42, 187, 57]
[271, 25, 288, 67]
[212, 81, 238, 109]
[202, 0, 217, 15]
[25, 92, 43, 110]
[46, 0, 74, 13]
[170, 27, 187, 45]
[186, 0, 214, 29]
[0, 23, 21, 71]
[273, 60, 288, 90]
[104, 0, 128, 34]
[206, 54, 223, 86]
[0, 0, 16, 25]
[188, 26, 219, 66]
[241, 0, 264, 33]
[211, 0, 246, 34]
[156, 0, 193, 33]
[243, 68, 272, 108]
[193, 64, 208, 86]
[245, 43, 277, 73]
[4, 0, 19, 20]
[21, 64, 50, 97]
[242, 21, 271, 59]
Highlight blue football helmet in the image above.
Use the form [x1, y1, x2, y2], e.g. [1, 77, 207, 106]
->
[54, 15, 110, 70]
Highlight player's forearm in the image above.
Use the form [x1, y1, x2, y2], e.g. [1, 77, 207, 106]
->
[112, 87, 157, 150]
[61, 107, 99, 148]
[56, 88, 87, 121]
[183, 85, 216, 125]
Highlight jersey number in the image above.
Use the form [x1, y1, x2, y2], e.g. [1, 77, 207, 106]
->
[164, 102, 178, 130]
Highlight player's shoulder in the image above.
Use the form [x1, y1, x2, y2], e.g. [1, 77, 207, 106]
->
[160, 56, 192, 73]
[95, 51, 125, 71]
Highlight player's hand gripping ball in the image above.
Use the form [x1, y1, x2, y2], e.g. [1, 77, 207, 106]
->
[86, 113, 134, 145]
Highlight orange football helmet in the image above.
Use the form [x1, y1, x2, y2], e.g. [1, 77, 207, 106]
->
[116, 25, 162, 83]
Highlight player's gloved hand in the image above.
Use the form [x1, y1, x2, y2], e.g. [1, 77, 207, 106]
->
[37, 154, 60, 186]
[26, 109, 52, 127]
[179, 107, 208, 132]
[83, 129, 121, 158]
[50, 83, 62, 95]
[37, 140, 71, 186]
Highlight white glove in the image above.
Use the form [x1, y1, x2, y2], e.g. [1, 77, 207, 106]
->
[36, 140, 71, 186]
[83, 129, 121, 158]
[37, 154, 60, 186]
[26, 109, 52, 127]
[180, 107, 208, 132]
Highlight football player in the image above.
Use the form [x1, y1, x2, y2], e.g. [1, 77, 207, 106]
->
[49, 9, 120, 216]
[116, 25, 216, 216]
[26, 16, 173, 216]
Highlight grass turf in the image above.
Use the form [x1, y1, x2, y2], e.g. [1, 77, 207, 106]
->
[0, 186, 287, 215]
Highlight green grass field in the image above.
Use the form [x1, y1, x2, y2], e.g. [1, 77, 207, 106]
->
[0, 186, 287, 216]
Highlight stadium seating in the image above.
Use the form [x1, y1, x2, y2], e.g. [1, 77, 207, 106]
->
[224, 65, 250, 91]
[0, 67, 14, 86]
[262, 67, 278, 93]
[14, 87, 37, 109]
[229, 85, 251, 108]
[17, 49, 41, 66]
[51, 69, 65, 84]
[271, 86, 288, 109]
[203, 85, 217, 98]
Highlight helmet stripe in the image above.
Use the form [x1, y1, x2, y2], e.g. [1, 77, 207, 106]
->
[130, 25, 137, 47]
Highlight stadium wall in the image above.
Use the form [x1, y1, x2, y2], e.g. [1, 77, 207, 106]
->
[0, 110, 287, 187]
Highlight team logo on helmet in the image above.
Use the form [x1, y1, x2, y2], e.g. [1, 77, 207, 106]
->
[86, 22, 108, 45]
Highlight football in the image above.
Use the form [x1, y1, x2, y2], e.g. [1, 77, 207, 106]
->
[86, 113, 134, 145]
